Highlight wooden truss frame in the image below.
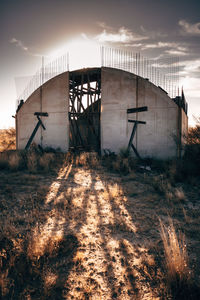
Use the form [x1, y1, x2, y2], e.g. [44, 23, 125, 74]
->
[68, 69, 101, 151]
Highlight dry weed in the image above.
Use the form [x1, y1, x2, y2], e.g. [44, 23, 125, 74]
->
[0, 128, 16, 151]
[108, 183, 122, 198]
[27, 151, 38, 172]
[112, 157, 131, 174]
[39, 153, 55, 171]
[8, 151, 22, 170]
[159, 218, 193, 298]
[75, 151, 99, 168]
[89, 151, 99, 168]
[174, 187, 186, 201]
[152, 175, 171, 196]
[0, 152, 9, 169]
[77, 152, 88, 166]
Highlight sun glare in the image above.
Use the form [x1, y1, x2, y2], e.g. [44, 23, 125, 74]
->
[49, 36, 101, 70]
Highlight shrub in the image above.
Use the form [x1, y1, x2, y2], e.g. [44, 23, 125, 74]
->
[39, 153, 55, 172]
[0, 128, 16, 151]
[159, 218, 197, 299]
[119, 147, 130, 158]
[74, 152, 99, 168]
[88, 152, 99, 168]
[27, 151, 38, 173]
[112, 156, 130, 174]
[187, 118, 200, 145]
[8, 151, 22, 171]
[179, 118, 200, 178]
[0, 145, 60, 173]
[0, 151, 9, 169]
[0, 151, 25, 170]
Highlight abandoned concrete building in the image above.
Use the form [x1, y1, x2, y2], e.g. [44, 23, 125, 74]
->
[16, 66, 188, 159]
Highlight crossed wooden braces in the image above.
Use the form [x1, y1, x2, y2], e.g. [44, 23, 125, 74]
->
[127, 106, 148, 159]
[25, 112, 48, 150]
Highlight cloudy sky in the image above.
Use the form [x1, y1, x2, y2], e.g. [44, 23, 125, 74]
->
[0, 0, 200, 128]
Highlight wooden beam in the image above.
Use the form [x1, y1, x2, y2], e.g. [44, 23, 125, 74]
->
[128, 122, 137, 150]
[128, 120, 146, 124]
[69, 112, 100, 115]
[127, 106, 148, 114]
[25, 113, 48, 150]
[131, 144, 141, 159]
[34, 112, 48, 117]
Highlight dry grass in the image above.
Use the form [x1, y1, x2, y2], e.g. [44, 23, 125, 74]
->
[159, 218, 200, 299]
[0, 145, 63, 173]
[0, 148, 200, 299]
[159, 218, 190, 283]
[0, 128, 16, 152]
[7, 151, 22, 170]
[102, 149, 138, 175]
[0, 121, 199, 298]
[75, 151, 100, 168]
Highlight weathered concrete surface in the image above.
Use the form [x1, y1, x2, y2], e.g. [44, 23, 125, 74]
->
[180, 109, 188, 156]
[136, 78, 179, 158]
[101, 67, 182, 159]
[16, 88, 41, 149]
[101, 68, 136, 153]
[16, 67, 188, 159]
[16, 72, 69, 151]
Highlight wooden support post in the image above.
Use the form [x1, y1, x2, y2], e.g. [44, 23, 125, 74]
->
[127, 106, 148, 114]
[128, 122, 137, 150]
[128, 120, 146, 124]
[25, 113, 48, 150]
[127, 106, 148, 159]
[127, 122, 141, 159]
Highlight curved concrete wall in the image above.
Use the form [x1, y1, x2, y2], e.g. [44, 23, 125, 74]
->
[16, 67, 187, 159]
[101, 68, 136, 152]
[16, 72, 69, 151]
[101, 67, 187, 159]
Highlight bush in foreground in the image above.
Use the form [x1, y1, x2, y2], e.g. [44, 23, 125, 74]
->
[160, 218, 200, 299]
[0, 128, 16, 151]
[0, 144, 64, 173]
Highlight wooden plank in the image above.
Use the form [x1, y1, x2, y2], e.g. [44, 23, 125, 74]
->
[74, 118, 84, 146]
[25, 113, 48, 150]
[34, 112, 48, 116]
[131, 144, 141, 159]
[69, 112, 100, 115]
[128, 122, 137, 150]
[87, 73, 93, 110]
[37, 116, 46, 130]
[69, 94, 76, 113]
[69, 119, 77, 146]
[25, 121, 41, 150]
[127, 106, 148, 114]
[128, 120, 146, 124]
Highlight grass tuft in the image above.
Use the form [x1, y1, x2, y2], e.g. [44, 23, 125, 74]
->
[0, 145, 64, 173]
[159, 218, 200, 299]
[0, 128, 16, 151]
[75, 151, 99, 168]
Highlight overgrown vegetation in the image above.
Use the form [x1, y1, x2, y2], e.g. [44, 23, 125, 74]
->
[0, 128, 16, 151]
[159, 218, 199, 299]
[0, 145, 65, 173]
[0, 122, 200, 299]
[182, 119, 200, 178]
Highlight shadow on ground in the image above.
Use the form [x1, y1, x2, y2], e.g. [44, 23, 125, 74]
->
[0, 154, 200, 299]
